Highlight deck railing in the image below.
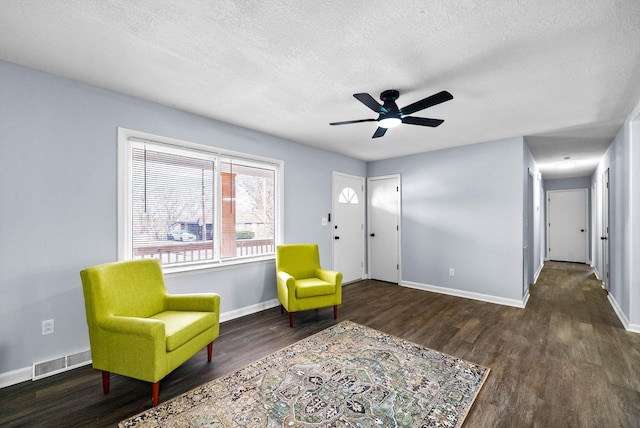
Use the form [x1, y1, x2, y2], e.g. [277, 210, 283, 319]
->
[133, 239, 274, 264]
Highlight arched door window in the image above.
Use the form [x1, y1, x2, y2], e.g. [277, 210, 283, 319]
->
[338, 187, 359, 204]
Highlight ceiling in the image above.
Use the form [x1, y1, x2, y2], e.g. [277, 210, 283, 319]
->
[2, 1, 640, 180]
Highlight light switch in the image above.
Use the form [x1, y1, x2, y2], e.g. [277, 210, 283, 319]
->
[321, 217, 328, 226]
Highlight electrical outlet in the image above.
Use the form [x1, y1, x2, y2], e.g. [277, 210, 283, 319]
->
[42, 319, 54, 335]
[449, 268, 455, 277]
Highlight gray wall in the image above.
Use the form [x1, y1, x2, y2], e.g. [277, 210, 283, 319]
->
[544, 176, 591, 190]
[592, 104, 640, 330]
[367, 137, 527, 302]
[631, 116, 640, 327]
[0, 60, 365, 375]
[592, 122, 630, 320]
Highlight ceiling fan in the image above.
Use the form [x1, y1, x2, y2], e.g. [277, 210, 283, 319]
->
[329, 89, 453, 138]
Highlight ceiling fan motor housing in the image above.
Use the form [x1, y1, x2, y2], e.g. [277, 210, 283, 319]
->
[380, 90, 400, 117]
[380, 89, 400, 102]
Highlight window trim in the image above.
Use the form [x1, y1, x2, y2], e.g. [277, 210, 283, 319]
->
[117, 127, 284, 273]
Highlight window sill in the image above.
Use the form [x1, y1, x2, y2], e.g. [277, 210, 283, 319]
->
[162, 254, 275, 276]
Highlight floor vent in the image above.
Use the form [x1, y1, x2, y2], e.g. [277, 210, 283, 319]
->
[32, 350, 92, 381]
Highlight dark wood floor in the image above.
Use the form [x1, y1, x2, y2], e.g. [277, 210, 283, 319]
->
[1, 262, 639, 427]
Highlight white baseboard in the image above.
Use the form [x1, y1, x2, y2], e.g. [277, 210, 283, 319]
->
[343, 277, 367, 285]
[219, 299, 280, 323]
[401, 280, 528, 308]
[534, 263, 544, 284]
[607, 294, 640, 333]
[522, 290, 531, 307]
[0, 367, 32, 389]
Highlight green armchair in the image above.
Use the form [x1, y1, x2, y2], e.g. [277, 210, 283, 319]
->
[80, 258, 220, 406]
[276, 243, 342, 327]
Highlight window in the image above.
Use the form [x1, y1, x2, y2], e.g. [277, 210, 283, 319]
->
[338, 187, 359, 204]
[118, 128, 282, 270]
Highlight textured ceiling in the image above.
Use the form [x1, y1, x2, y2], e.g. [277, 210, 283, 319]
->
[2, 1, 640, 179]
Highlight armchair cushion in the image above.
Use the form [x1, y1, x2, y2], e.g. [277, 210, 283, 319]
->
[295, 278, 335, 298]
[150, 311, 218, 352]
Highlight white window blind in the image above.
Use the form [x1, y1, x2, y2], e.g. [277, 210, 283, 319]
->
[131, 145, 215, 264]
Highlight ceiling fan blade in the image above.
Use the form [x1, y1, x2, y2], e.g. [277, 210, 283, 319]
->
[354, 93, 387, 114]
[400, 91, 453, 116]
[330, 118, 377, 126]
[401, 116, 445, 127]
[372, 127, 387, 138]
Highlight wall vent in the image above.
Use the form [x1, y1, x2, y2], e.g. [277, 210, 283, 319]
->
[32, 350, 92, 381]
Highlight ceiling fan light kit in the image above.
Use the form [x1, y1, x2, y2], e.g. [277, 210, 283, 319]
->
[378, 117, 402, 128]
[330, 89, 453, 138]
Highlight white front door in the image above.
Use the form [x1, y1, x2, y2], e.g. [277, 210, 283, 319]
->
[547, 189, 588, 263]
[332, 173, 365, 284]
[368, 175, 400, 283]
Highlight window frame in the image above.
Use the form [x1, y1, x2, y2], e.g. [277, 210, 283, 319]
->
[117, 127, 284, 273]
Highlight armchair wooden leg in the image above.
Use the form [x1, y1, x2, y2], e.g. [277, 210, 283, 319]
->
[101, 371, 110, 394]
[289, 311, 294, 328]
[151, 381, 160, 407]
[281, 304, 284, 314]
[334, 305, 338, 320]
[207, 342, 213, 362]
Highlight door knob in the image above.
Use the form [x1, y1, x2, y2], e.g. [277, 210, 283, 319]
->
[370, 233, 375, 237]
[580, 229, 585, 232]
[601, 236, 608, 240]
[334, 236, 340, 240]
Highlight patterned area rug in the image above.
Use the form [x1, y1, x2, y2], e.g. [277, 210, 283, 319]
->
[120, 321, 489, 427]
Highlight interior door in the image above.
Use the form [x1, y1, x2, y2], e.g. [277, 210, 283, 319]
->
[601, 169, 610, 290]
[368, 175, 400, 283]
[524, 170, 534, 293]
[547, 189, 588, 263]
[332, 172, 365, 284]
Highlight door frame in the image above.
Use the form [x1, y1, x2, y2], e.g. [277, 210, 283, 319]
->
[367, 174, 401, 282]
[546, 188, 589, 263]
[331, 172, 365, 283]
